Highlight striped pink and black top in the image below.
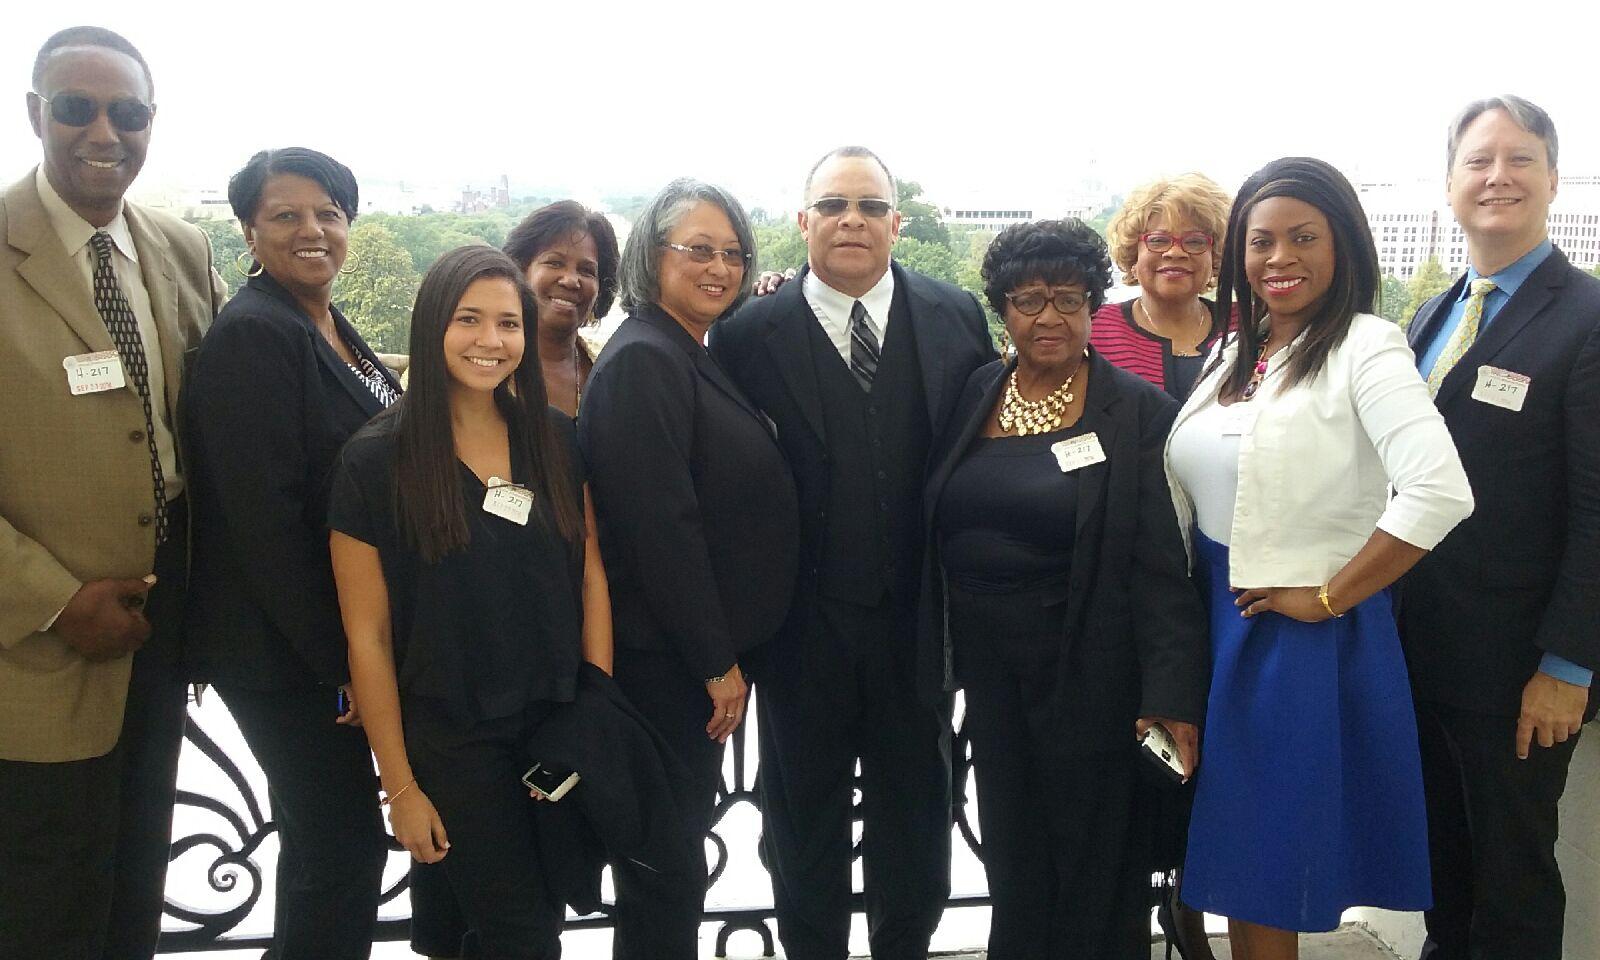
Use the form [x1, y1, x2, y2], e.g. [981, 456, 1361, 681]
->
[1089, 299, 1235, 400]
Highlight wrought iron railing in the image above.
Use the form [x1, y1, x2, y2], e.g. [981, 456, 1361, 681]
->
[156, 695, 986, 956]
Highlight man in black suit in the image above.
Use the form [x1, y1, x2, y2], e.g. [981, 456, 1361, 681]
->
[1400, 95, 1600, 960]
[710, 146, 995, 960]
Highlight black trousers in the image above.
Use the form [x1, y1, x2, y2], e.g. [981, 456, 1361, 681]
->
[610, 647, 723, 960]
[213, 681, 388, 960]
[951, 588, 1150, 960]
[0, 509, 190, 960]
[409, 858, 469, 958]
[1416, 700, 1581, 960]
[755, 596, 952, 960]
[404, 704, 564, 960]
[0, 737, 122, 960]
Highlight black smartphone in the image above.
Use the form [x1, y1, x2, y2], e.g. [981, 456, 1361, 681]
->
[521, 762, 580, 802]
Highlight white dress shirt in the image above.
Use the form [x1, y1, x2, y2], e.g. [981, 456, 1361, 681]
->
[36, 167, 181, 498]
[803, 266, 895, 364]
[1164, 312, 1474, 588]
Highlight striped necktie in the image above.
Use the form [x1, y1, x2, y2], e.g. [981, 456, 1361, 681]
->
[848, 299, 880, 392]
[1427, 277, 1497, 398]
[90, 231, 168, 543]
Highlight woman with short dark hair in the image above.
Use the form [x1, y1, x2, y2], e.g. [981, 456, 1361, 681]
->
[184, 147, 398, 959]
[331, 245, 611, 960]
[503, 201, 620, 416]
[578, 178, 798, 959]
[1166, 157, 1474, 959]
[921, 218, 1210, 959]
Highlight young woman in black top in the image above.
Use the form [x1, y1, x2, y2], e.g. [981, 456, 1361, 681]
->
[329, 245, 613, 959]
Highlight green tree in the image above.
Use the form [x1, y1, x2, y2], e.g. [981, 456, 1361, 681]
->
[1085, 197, 1122, 238]
[1377, 273, 1410, 323]
[604, 195, 651, 224]
[1590, 261, 1600, 280]
[335, 221, 420, 353]
[896, 180, 949, 247]
[189, 217, 249, 297]
[754, 221, 807, 275]
[890, 236, 961, 286]
[1404, 258, 1454, 323]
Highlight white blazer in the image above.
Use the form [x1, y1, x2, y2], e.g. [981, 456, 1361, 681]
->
[1164, 312, 1474, 588]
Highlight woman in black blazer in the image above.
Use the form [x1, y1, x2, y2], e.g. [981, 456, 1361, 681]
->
[184, 148, 397, 960]
[577, 178, 799, 960]
[919, 220, 1209, 960]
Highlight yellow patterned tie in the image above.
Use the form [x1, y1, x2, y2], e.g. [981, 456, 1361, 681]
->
[1427, 277, 1498, 397]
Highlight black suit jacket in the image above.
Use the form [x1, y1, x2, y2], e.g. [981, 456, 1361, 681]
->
[1399, 246, 1600, 717]
[578, 306, 799, 682]
[709, 262, 996, 701]
[919, 352, 1210, 744]
[527, 663, 701, 914]
[184, 272, 400, 688]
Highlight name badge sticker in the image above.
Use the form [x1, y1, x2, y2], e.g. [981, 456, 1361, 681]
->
[63, 351, 126, 395]
[482, 477, 533, 526]
[1471, 366, 1530, 412]
[1051, 433, 1107, 473]
[1221, 404, 1258, 437]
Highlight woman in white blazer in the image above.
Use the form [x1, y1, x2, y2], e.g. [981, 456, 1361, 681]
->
[1164, 157, 1473, 960]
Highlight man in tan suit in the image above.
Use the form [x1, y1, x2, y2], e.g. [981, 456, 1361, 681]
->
[0, 26, 225, 959]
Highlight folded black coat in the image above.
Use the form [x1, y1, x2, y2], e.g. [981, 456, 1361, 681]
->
[525, 662, 703, 915]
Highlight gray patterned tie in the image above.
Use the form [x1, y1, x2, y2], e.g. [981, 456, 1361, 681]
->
[848, 299, 880, 392]
[90, 231, 168, 544]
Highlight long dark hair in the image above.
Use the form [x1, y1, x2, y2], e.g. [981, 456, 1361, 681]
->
[387, 245, 583, 563]
[1211, 157, 1379, 397]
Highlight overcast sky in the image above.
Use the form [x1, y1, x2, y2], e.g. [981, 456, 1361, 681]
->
[6, 1, 1595, 215]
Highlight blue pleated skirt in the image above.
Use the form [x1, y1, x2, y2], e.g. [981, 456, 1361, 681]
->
[1180, 531, 1432, 931]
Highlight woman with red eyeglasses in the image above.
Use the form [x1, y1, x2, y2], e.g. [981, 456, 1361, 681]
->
[1092, 174, 1235, 404]
[1091, 174, 1233, 959]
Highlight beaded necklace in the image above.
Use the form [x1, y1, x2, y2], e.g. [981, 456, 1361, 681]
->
[998, 357, 1083, 436]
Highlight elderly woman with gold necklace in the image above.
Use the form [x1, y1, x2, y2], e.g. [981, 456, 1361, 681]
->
[919, 219, 1210, 960]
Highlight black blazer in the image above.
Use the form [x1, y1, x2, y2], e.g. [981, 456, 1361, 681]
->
[578, 306, 799, 682]
[919, 351, 1210, 745]
[184, 272, 399, 688]
[709, 263, 996, 700]
[528, 663, 701, 915]
[1399, 246, 1600, 717]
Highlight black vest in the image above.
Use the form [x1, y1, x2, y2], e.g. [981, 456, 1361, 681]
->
[809, 283, 931, 607]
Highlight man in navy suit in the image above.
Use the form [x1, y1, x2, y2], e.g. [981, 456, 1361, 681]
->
[1400, 95, 1600, 960]
[710, 146, 994, 960]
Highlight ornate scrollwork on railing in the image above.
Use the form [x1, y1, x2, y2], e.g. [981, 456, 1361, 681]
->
[159, 694, 985, 956]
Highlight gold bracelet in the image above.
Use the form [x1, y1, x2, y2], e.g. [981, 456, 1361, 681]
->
[381, 778, 416, 806]
[1318, 584, 1344, 619]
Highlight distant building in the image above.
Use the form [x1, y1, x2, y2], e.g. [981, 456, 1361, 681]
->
[940, 195, 1100, 234]
[459, 174, 512, 214]
[1360, 177, 1600, 279]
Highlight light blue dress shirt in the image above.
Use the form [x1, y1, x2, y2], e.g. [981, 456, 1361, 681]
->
[1415, 239, 1589, 687]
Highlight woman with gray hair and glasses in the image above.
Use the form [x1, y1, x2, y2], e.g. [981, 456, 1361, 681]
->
[577, 178, 799, 958]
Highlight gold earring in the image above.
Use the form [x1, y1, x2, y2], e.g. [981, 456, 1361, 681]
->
[997, 327, 1015, 360]
[235, 250, 263, 278]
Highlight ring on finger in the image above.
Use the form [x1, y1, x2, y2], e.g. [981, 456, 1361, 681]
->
[725, 711, 735, 719]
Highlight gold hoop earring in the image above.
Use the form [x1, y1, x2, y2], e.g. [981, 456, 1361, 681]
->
[339, 260, 357, 277]
[236, 250, 263, 278]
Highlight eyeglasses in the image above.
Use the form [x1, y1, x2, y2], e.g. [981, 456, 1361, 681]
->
[809, 196, 894, 218]
[33, 93, 154, 132]
[1141, 231, 1214, 255]
[662, 242, 750, 268]
[1005, 289, 1089, 316]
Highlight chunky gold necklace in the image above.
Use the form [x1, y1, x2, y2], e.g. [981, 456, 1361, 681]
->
[998, 364, 1079, 436]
